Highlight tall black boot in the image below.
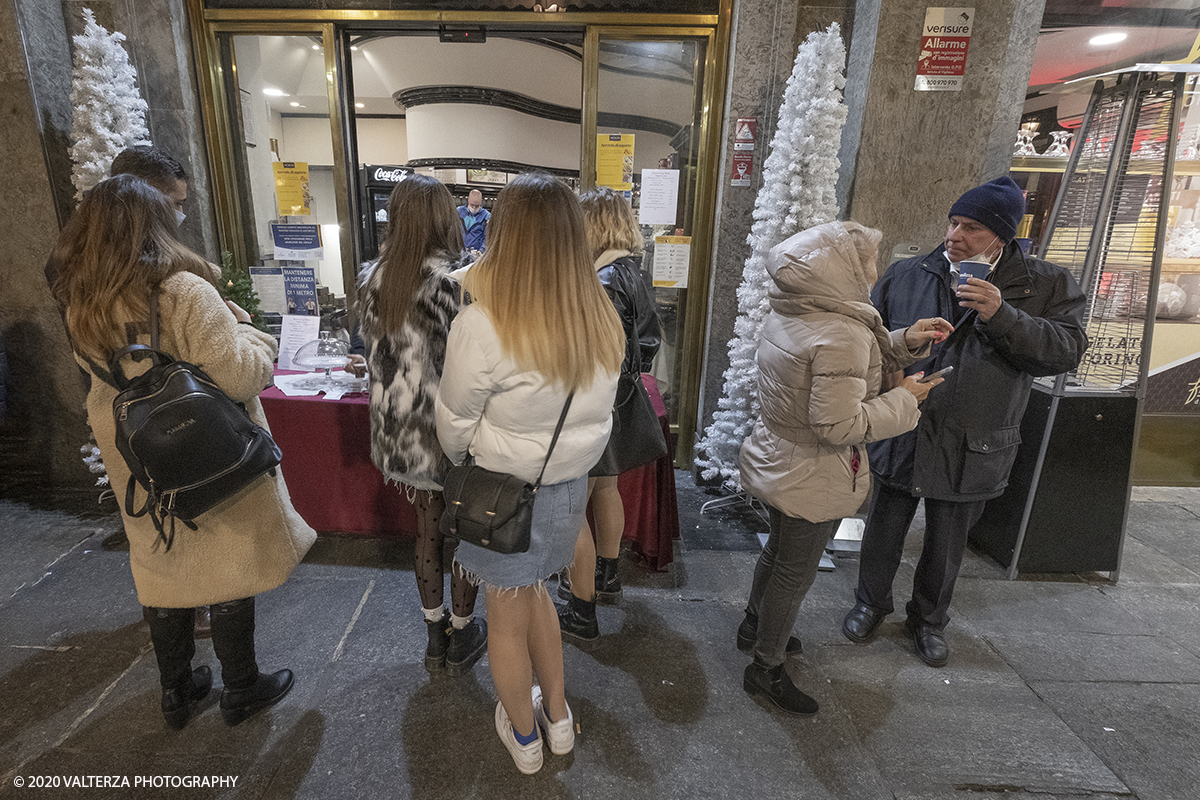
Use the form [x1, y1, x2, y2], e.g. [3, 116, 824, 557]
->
[595, 556, 622, 604]
[146, 606, 211, 729]
[211, 597, 294, 726]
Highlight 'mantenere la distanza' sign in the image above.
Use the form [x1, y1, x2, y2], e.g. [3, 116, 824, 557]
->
[915, 7, 975, 91]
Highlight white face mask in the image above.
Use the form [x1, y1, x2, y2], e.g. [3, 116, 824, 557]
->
[945, 235, 1002, 269]
[174, 209, 186, 227]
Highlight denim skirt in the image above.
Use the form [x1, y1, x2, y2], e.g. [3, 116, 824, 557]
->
[454, 475, 587, 590]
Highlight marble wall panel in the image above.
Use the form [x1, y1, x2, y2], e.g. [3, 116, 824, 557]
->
[0, 0, 95, 509]
[695, 0, 852, 476]
[843, 0, 1046, 261]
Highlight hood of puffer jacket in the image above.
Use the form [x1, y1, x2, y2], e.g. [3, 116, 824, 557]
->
[766, 221, 880, 327]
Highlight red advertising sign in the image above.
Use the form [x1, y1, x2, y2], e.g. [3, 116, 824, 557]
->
[915, 7, 974, 92]
[734, 117, 757, 150]
[730, 151, 754, 186]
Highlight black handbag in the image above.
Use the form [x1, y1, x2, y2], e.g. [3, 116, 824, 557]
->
[591, 372, 668, 476]
[107, 295, 281, 550]
[439, 394, 574, 554]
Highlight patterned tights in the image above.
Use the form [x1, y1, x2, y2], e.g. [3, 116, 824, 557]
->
[413, 489, 478, 618]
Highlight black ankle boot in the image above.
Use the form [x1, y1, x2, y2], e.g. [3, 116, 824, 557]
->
[425, 613, 451, 672]
[743, 658, 818, 715]
[557, 573, 573, 603]
[595, 557, 622, 604]
[162, 666, 212, 730]
[445, 618, 488, 676]
[557, 596, 599, 641]
[220, 669, 294, 726]
[736, 611, 802, 656]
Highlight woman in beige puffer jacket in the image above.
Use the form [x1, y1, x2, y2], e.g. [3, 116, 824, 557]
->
[737, 220, 952, 715]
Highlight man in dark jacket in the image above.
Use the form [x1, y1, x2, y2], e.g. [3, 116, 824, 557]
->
[841, 177, 1088, 667]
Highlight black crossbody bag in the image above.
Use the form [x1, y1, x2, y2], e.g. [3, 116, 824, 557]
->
[440, 393, 574, 554]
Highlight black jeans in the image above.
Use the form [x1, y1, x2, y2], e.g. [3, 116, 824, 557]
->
[854, 481, 986, 630]
[146, 597, 259, 691]
[746, 505, 839, 667]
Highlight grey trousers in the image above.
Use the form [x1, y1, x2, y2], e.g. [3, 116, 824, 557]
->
[746, 505, 839, 667]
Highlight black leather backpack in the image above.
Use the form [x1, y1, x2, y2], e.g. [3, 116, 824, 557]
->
[107, 296, 281, 550]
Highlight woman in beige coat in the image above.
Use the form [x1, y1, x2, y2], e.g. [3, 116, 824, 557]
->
[738, 220, 952, 714]
[51, 175, 316, 730]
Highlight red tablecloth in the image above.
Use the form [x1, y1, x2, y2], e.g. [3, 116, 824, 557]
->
[260, 370, 679, 570]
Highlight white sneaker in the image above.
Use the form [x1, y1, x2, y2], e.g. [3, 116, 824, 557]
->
[494, 701, 543, 774]
[532, 684, 575, 755]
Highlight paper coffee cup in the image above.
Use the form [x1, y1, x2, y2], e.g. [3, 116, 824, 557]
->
[957, 260, 991, 287]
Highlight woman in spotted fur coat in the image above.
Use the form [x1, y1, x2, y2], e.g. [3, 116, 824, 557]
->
[353, 174, 487, 675]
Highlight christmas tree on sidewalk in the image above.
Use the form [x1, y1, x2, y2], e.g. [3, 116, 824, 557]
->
[695, 24, 849, 490]
[69, 7, 150, 200]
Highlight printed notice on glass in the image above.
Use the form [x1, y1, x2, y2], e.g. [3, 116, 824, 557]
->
[597, 134, 635, 191]
[653, 235, 691, 288]
[278, 314, 322, 371]
[273, 161, 312, 215]
[639, 169, 679, 226]
[271, 223, 324, 261]
[914, 7, 974, 92]
[250, 265, 285, 315]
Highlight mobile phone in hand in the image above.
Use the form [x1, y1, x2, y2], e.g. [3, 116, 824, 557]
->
[918, 365, 954, 383]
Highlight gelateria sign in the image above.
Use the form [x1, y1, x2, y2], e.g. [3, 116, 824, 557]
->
[915, 7, 974, 92]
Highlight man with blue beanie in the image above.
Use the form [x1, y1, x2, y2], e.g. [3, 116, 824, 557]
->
[841, 177, 1088, 667]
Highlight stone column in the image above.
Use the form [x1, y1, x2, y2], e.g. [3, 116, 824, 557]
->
[1, 0, 215, 508]
[695, 0, 853, 476]
[0, 0, 93, 508]
[839, 0, 1046, 259]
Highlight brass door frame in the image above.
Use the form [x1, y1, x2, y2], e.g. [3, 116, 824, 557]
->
[582, 24, 728, 459]
[186, 0, 733, 467]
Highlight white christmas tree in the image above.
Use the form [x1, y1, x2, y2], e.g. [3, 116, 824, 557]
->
[694, 24, 848, 490]
[69, 7, 150, 201]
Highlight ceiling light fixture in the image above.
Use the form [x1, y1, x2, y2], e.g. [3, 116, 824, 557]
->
[263, 87, 288, 97]
[351, 45, 359, 51]
[1089, 32, 1127, 47]
[312, 44, 321, 51]
[355, 103, 365, 108]
[290, 101, 300, 107]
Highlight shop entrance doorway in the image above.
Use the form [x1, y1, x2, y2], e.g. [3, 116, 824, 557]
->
[191, 7, 728, 456]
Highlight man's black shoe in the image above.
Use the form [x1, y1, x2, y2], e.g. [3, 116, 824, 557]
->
[742, 659, 818, 715]
[906, 616, 949, 668]
[842, 603, 886, 644]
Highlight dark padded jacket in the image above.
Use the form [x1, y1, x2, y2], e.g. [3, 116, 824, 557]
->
[867, 242, 1088, 501]
[597, 255, 661, 376]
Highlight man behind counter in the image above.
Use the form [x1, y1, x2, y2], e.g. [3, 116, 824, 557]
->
[841, 177, 1088, 668]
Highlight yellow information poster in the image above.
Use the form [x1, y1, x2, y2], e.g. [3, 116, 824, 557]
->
[273, 161, 312, 216]
[596, 134, 635, 191]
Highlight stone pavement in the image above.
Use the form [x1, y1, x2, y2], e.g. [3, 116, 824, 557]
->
[0, 477, 1197, 799]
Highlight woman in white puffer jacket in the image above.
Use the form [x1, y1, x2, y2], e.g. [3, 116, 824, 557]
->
[738, 220, 952, 715]
[436, 172, 623, 775]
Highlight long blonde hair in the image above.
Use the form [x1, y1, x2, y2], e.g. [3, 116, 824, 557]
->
[50, 174, 214, 361]
[463, 173, 623, 390]
[578, 186, 643, 260]
[366, 173, 463, 337]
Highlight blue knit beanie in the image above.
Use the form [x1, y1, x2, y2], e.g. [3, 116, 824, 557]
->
[948, 177, 1026, 242]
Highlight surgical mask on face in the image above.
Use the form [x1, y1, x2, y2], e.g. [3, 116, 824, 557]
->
[945, 235, 1002, 269]
[175, 209, 186, 227]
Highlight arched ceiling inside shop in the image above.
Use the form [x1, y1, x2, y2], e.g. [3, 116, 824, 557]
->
[1027, 0, 1200, 120]
[251, 33, 698, 173]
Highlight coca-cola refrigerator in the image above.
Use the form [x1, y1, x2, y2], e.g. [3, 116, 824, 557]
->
[359, 164, 411, 261]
